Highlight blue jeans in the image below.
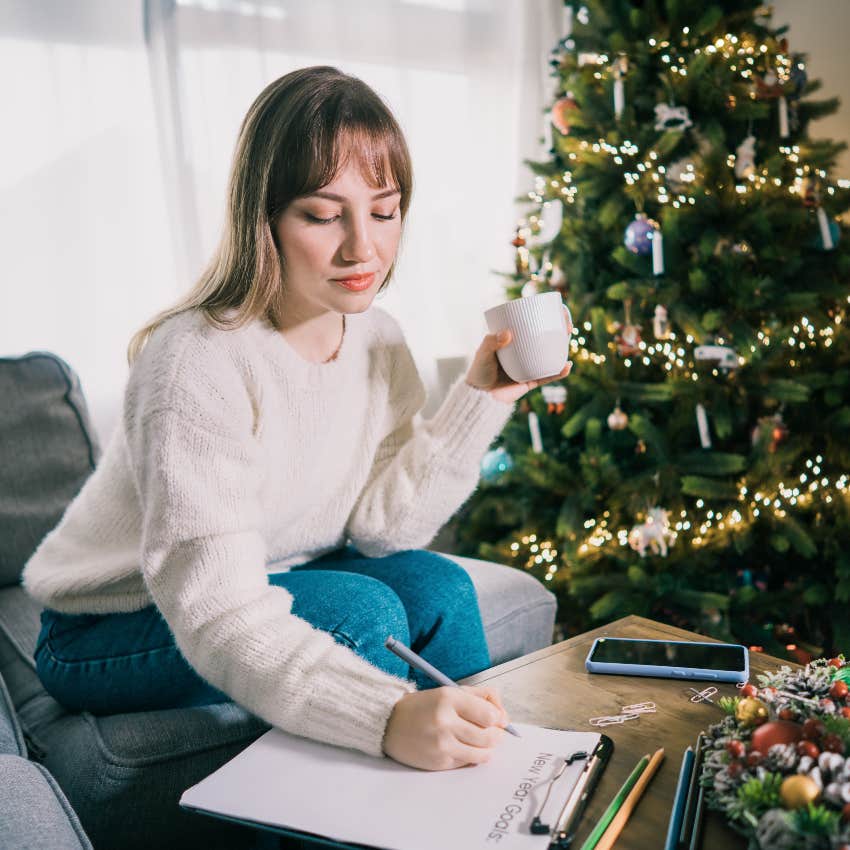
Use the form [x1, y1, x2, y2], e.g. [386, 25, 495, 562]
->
[34, 547, 491, 715]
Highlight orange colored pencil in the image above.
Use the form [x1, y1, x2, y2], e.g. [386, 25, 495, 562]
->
[594, 747, 665, 850]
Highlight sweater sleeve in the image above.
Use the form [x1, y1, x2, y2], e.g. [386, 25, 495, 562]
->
[124, 336, 414, 757]
[345, 326, 515, 557]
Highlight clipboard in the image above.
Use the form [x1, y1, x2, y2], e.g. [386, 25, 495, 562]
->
[179, 724, 612, 850]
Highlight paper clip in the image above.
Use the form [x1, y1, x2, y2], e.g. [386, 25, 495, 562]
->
[589, 713, 641, 727]
[621, 701, 656, 715]
[689, 686, 717, 704]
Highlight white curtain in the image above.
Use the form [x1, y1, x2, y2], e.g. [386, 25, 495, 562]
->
[2, 0, 562, 437]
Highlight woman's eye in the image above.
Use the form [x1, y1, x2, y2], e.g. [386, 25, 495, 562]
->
[373, 212, 398, 221]
[306, 213, 339, 224]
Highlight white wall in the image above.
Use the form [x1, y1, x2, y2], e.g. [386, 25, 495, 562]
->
[772, 0, 850, 179]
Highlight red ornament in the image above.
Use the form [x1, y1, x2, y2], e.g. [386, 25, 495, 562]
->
[830, 657, 845, 668]
[551, 95, 579, 135]
[830, 680, 849, 700]
[751, 720, 803, 753]
[779, 708, 797, 721]
[840, 707, 850, 719]
[727, 761, 743, 778]
[726, 740, 746, 759]
[614, 323, 642, 356]
[796, 740, 820, 759]
[754, 69, 784, 100]
[823, 733, 846, 754]
[741, 684, 758, 698]
[803, 718, 826, 740]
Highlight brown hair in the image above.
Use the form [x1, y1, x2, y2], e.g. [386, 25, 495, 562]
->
[127, 66, 413, 363]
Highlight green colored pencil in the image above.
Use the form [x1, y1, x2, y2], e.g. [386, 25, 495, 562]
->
[578, 754, 650, 850]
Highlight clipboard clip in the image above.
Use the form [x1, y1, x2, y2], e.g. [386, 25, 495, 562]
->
[530, 751, 589, 835]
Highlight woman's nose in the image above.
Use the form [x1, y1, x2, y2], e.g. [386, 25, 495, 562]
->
[340, 216, 375, 263]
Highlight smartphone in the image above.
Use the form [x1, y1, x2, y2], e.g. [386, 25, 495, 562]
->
[585, 636, 749, 683]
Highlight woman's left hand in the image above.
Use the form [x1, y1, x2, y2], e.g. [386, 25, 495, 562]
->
[465, 307, 573, 405]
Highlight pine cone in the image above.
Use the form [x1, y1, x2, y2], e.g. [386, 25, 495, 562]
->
[755, 809, 799, 850]
[761, 743, 800, 774]
[823, 780, 850, 807]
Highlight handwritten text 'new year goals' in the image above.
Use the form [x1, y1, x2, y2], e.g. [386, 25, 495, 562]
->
[486, 752, 554, 843]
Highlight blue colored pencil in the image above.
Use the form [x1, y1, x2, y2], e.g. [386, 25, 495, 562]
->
[664, 746, 694, 850]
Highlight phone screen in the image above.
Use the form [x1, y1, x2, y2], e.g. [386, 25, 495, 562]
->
[589, 638, 746, 671]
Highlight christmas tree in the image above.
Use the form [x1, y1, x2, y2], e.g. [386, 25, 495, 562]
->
[449, 0, 850, 660]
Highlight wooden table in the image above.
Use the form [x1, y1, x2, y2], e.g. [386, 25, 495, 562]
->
[463, 615, 798, 849]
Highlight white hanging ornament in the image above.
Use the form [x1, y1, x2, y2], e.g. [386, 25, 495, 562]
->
[528, 411, 544, 453]
[778, 95, 789, 138]
[695, 403, 712, 449]
[653, 305, 670, 339]
[654, 103, 693, 132]
[612, 55, 628, 119]
[694, 343, 740, 372]
[541, 384, 567, 414]
[607, 403, 629, 431]
[628, 507, 675, 558]
[734, 135, 757, 179]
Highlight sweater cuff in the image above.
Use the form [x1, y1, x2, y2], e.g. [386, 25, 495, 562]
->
[300, 664, 416, 757]
[425, 378, 515, 462]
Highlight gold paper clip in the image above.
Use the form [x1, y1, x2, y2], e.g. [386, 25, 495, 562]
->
[689, 686, 718, 703]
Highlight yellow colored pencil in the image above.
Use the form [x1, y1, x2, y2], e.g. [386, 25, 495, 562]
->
[594, 747, 665, 850]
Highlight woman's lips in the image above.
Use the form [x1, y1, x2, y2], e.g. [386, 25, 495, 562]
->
[332, 273, 376, 291]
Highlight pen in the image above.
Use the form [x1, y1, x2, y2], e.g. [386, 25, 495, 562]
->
[664, 746, 694, 850]
[384, 636, 521, 737]
[679, 734, 705, 848]
[594, 747, 665, 850]
[578, 753, 649, 850]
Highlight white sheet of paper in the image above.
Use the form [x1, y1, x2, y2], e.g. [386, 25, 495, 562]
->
[180, 723, 601, 850]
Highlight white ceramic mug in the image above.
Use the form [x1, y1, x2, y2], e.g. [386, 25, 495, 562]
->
[484, 291, 571, 383]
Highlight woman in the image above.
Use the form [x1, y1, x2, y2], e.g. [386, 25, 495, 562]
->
[23, 66, 571, 771]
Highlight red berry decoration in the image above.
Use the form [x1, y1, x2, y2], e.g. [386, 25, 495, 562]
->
[727, 740, 746, 759]
[841, 707, 850, 719]
[830, 680, 849, 700]
[803, 718, 826, 740]
[796, 740, 820, 759]
[829, 657, 844, 668]
[823, 733, 846, 754]
[779, 708, 796, 721]
[727, 761, 743, 778]
[746, 750, 763, 767]
[741, 684, 758, 698]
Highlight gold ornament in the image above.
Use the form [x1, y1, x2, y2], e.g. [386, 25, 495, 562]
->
[779, 774, 821, 810]
[607, 405, 629, 431]
[735, 696, 769, 727]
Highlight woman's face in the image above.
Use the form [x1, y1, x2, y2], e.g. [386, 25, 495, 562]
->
[274, 160, 403, 321]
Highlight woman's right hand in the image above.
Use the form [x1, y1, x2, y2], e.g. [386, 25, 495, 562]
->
[382, 686, 511, 770]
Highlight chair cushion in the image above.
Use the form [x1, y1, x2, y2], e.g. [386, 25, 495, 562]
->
[0, 669, 26, 756]
[0, 353, 100, 587]
[441, 553, 556, 666]
[0, 754, 93, 849]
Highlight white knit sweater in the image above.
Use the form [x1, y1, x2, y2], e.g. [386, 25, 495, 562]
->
[23, 306, 514, 757]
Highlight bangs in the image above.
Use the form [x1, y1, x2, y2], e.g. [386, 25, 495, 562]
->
[267, 80, 412, 218]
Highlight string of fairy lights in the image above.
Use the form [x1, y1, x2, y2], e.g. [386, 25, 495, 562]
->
[510, 450, 850, 582]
